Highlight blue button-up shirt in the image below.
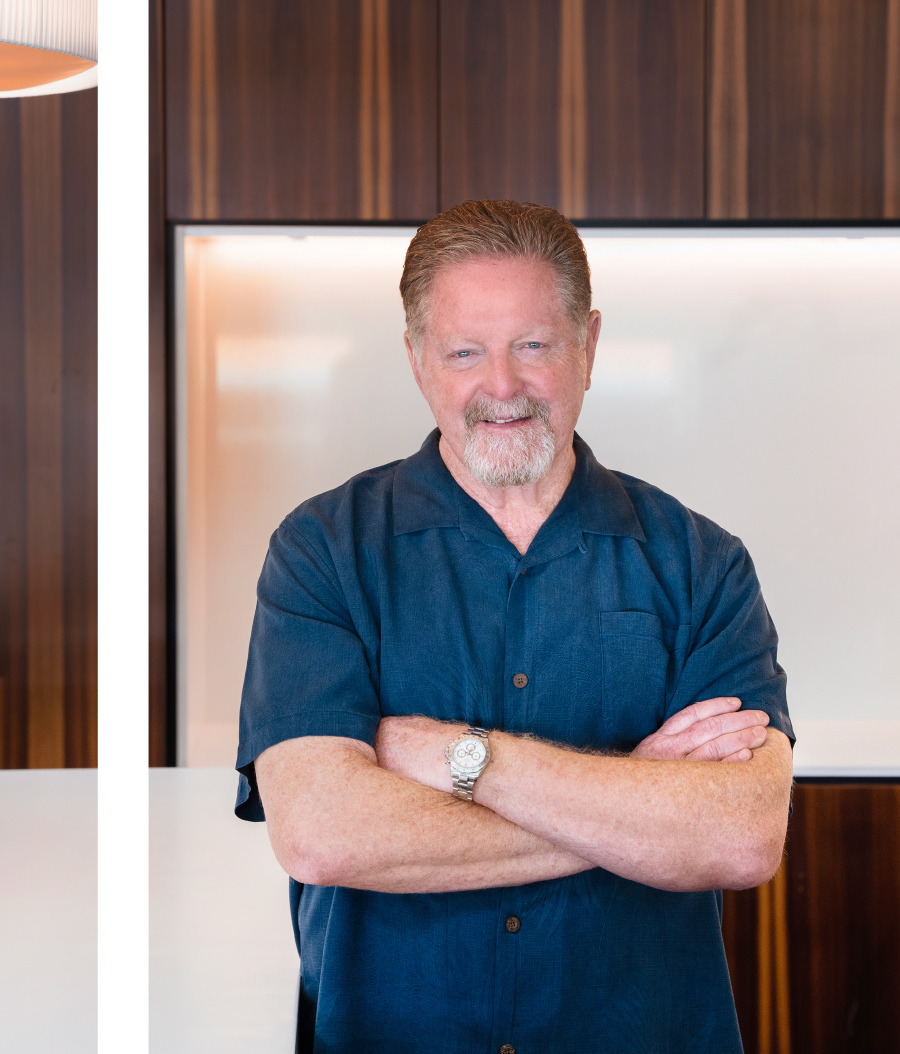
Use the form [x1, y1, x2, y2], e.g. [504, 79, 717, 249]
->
[236, 429, 793, 1053]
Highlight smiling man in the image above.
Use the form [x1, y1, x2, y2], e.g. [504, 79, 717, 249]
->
[236, 200, 795, 1053]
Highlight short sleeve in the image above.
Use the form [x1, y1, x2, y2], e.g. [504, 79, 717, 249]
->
[234, 520, 381, 821]
[668, 534, 795, 746]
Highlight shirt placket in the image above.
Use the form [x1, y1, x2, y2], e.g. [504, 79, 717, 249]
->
[489, 556, 531, 1052]
[502, 557, 531, 731]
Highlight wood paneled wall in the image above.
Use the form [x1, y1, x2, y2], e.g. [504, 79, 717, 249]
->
[0, 90, 98, 769]
[160, 0, 900, 223]
[723, 783, 900, 1053]
[708, 0, 900, 218]
[440, 0, 706, 217]
[164, 0, 437, 220]
[151, 0, 172, 766]
[787, 783, 900, 1051]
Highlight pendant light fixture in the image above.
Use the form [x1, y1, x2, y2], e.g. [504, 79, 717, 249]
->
[0, 0, 97, 97]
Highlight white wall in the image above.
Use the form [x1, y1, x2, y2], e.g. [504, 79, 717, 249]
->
[0, 770, 97, 1053]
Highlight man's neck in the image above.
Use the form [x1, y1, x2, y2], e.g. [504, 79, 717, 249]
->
[438, 435, 577, 555]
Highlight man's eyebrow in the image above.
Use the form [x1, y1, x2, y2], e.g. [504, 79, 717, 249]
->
[442, 326, 557, 345]
[442, 335, 486, 347]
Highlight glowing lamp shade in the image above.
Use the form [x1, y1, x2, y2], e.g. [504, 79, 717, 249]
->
[0, 0, 96, 94]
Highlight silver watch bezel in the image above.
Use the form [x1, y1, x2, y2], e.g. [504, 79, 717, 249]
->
[445, 728, 491, 793]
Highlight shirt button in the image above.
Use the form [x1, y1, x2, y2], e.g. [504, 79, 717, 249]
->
[512, 673, 528, 689]
[505, 915, 521, 933]
[500, 1046, 516, 1054]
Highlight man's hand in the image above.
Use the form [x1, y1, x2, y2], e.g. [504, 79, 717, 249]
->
[632, 697, 769, 763]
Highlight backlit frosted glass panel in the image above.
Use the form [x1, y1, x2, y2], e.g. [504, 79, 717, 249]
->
[178, 228, 900, 772]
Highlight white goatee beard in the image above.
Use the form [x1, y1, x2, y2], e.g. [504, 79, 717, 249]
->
[462, 395, 556, 488]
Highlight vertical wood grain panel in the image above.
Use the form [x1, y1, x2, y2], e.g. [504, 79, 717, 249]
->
[724, 864, 791, 1054]
[150, 0, 171, 765]
[21, 97, 66, 769]
[787, 783, 900, 1051]
[358, 0, 393, 218]
[711, 0, 896, 218]
[374, 0, 392, 219]
[0, 90, 97, 769]
[756, 865, 792, 1054]
[440, 0, 704, 218]
[757, 877, 774, 1053]
[165, 0, 437, 221]
[440, 0, 561, 207]
[723, 884, 763, 1052]
[60, 90, 98, 768]
[558, 0, 587, 217]
[0, 102, 27, 769]
[707, 0, 749, 218]
[584, 0, 705, 217]
[727, 787, 900, 1053]
[773, 864, 792, 1054]
[186, 0, 218, 219]
[359, 0, 376, 218]
[886, 0, 900, 215]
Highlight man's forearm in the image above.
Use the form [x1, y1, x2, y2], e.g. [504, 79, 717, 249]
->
[256, 736, 594, 894]
[472, 729, 793, 891]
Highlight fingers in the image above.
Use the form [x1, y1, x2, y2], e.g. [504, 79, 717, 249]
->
[666, 707, 769, 755]
[720, 748, 754, 763]
[631, 699, 774, 762]
[657, 696, 741, 735]
[686, 724, 768, 761]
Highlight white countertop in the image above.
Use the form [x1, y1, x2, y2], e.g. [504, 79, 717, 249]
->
[0, 769, 97, 1054]
[150, 767, 299, 1054]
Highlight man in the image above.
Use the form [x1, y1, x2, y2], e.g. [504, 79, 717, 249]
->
[236, 200, 794, 1052]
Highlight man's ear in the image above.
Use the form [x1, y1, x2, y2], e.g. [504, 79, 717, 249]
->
[584, 310, 601, 391]
[404, 332, 425, 393]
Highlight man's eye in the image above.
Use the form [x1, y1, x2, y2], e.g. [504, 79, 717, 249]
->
[525, 342, 542, 349]
[455, 350, 472, 358]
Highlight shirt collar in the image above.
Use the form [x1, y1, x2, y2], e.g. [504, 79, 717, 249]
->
[392, 428, 645, 544]
[571, 433, 646, 542]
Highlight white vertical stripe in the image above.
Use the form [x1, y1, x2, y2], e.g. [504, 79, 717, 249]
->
[97, 0, 148, 1049]
[0, 0, 97, 61]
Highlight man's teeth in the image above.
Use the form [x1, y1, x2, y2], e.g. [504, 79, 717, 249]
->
[486, 416, 526, 423]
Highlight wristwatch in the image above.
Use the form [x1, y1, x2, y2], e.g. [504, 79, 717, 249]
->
[445, 726, 491, 800]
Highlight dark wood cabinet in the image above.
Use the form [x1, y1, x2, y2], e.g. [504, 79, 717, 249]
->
[163, 0, 899, 223]
[150, 0, 171, 767]
[165, 0, 438, 221]
[440, 0, 706, 218]
[708, 0, 900, 219]
[786, 783, 900, 1052]
[720, 784, 900, 1054]
[722, 784, 900, 1054]
[0, 91, 97, 769]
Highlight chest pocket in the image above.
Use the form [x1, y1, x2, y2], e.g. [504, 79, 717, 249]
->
[600, 611, 671, 750]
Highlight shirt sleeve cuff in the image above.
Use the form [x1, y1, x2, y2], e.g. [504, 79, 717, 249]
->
[234, 708, 381, 821]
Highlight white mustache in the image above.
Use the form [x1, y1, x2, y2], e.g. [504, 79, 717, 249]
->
[464, 395, 551, 432]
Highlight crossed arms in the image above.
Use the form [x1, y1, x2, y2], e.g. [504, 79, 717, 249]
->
[256, 696, 793, 896]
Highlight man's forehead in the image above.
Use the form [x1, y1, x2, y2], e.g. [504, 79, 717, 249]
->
[426, 261, 569, 326]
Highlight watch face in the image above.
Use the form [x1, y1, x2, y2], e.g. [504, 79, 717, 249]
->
[452, 737, 487, 771]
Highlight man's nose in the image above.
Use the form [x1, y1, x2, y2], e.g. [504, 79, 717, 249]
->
[482, 349, 523, 402]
